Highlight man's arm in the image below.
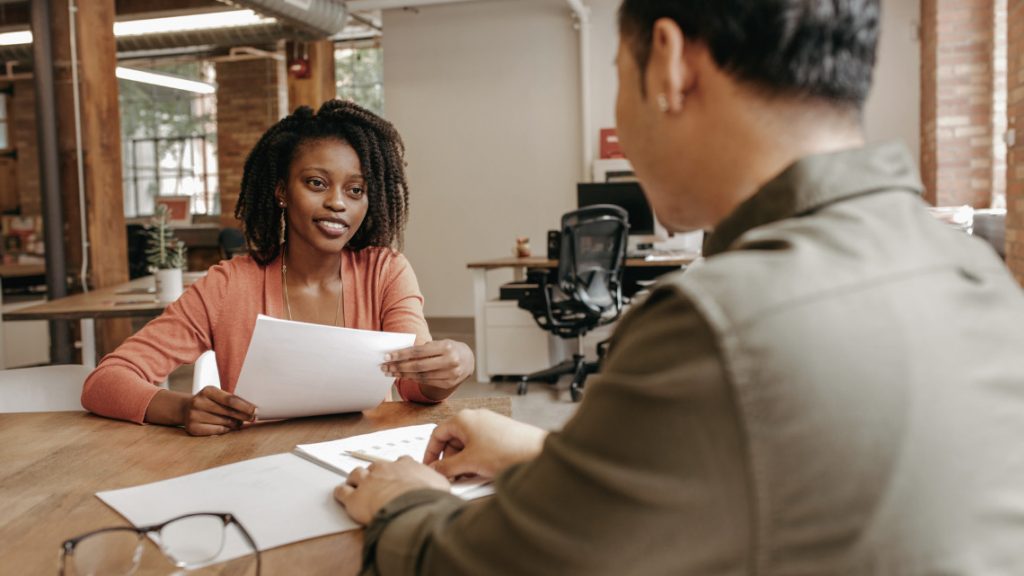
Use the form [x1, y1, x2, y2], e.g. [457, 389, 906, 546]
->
[360, 287, 753, 576]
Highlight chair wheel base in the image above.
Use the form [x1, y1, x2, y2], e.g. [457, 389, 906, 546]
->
[570, 384, 583, 402]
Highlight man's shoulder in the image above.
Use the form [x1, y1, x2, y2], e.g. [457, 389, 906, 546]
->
[661, 191, 1015, 332]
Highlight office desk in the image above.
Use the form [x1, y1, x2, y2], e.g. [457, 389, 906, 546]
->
[2, 272, 205, 368]
[466, 255, 696, 381]
[0, 396, 511, 575]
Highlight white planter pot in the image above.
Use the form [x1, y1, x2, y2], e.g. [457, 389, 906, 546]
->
[154, 268, 184, 303]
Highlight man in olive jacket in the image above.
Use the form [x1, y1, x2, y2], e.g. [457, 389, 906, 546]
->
[337, 1, 1024, 574]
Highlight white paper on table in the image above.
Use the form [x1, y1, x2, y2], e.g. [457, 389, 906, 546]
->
[294, 423, 493, 498]
[97, 454, 357, 561]
[97, 426, 494, 563]
[235, 314, 416, 419]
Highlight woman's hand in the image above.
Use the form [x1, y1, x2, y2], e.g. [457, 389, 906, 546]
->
[380, 339, 475, 400]
[181, 386, 258, 436]
[423, 409, 547, 480]
[146, 388, 257, 436]
[334, 457, 451, 524]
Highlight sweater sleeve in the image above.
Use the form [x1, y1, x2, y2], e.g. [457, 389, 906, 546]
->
[80, 264, 231, 424]
[376, 252, 435, 404]
[358, 287, 751, 576]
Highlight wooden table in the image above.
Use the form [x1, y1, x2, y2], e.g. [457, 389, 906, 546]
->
[0, 396, 511, 575]
[2, 272, 205, 367]
[0, 263, 46, 279]
[466, 254, 697, 381]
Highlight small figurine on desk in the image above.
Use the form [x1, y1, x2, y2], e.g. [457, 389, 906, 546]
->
[515, 236, 531, 258]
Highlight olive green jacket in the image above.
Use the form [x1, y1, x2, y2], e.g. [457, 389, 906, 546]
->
[360, 143, 1024, 575]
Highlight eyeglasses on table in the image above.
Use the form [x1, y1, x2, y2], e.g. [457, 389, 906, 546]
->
[58, 512, 261, 575]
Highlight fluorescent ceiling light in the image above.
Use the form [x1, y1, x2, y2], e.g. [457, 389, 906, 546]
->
[114, 9, 274, 36]
[0, 9, 275, 46]
[0, 30, 31, 46]
[115, 66, 216, 94]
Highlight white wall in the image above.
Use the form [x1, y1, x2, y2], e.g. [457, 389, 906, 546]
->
[385, 0, 921, 317]
[383, 0, 582, 317]
[864, 0, 921, 160]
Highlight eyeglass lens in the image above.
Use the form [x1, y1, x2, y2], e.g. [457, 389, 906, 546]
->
[158, 514, 226, 566]
[67, 529, 145, 576]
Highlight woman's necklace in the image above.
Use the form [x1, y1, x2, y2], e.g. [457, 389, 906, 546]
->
[281, 251, 344, 326]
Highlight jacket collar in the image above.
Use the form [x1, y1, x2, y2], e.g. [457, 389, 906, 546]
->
[703, 142, 924, 257]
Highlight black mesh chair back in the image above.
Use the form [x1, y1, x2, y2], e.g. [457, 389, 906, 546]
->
[558, 205, 629, 319]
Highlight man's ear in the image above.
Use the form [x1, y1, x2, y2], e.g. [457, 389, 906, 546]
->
[647, 18, 689, 113]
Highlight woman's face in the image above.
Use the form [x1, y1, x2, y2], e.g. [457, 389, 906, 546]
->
[277, 138, 369, 256]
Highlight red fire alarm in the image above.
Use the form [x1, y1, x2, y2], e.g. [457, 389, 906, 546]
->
[288, 57, 311, 79]
[599, 128, 624, 159]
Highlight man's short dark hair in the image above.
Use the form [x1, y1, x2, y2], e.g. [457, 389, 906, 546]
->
[618, 0, 881, 109]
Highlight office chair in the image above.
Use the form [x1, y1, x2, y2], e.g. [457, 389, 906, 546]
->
[516, 205, 628, 401]
[218, 227, 248, 260]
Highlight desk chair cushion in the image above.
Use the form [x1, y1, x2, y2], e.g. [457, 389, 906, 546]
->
[0, 365, 92, 413]
[192, 350, 222, 394]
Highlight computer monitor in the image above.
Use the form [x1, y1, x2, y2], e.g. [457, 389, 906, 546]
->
[577, 182, 662, 251]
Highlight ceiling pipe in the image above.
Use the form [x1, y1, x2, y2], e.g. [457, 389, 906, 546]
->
[566, 0, 592, 182]
[345, 0, 476, 10]
[219, 0, 347, 37]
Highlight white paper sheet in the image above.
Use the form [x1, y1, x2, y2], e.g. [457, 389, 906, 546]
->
[97, 426, 494, 563]
[97, 454, 358, 560]
[234, 314, 416, 419]
[294, 424, 493, 498]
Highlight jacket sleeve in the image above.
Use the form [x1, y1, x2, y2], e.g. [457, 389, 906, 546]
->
[377, 252, 436, 404]
[359, 286, 752, 576]
[80, 264, 230, 424]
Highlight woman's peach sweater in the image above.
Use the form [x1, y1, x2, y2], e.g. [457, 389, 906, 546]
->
[81, 248, 434, 424]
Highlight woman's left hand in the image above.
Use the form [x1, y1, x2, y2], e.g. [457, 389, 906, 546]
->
[381, 339, 475, 400]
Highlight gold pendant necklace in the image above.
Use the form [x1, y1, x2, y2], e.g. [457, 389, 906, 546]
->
[282, 251, 344, 326]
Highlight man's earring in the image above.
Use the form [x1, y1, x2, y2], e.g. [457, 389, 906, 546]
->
[656, 93, 670, 113]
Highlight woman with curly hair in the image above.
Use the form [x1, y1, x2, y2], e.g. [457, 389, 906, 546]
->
[82, 100, 475, 435]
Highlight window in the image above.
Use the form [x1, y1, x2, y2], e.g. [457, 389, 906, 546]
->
[119, 60, 218, 218]
[336, 41, 384, 115]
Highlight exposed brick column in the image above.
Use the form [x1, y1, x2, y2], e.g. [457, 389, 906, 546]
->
[12, 79, 39, 216]
[920, 0, 996, 207]
[1006, 0, 1024, 283]
[215, 58, 284, 227]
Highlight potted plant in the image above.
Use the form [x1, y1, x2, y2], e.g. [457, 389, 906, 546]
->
[146, 204, 187, 302]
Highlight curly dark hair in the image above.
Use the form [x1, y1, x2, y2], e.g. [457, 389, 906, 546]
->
[235, 99, 410, 265]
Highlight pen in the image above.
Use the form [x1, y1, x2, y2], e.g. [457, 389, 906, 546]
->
[345, 450, 392, 464]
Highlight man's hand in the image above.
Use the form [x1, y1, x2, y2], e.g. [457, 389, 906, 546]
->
[424, 409, 548, 480]
[381, 340, 475, 400]
[182, 386, 257, 436]
[334, 457, 451, 524]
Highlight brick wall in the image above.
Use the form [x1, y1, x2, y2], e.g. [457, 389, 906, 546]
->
[1006, 0, 1024, 282]
[215, 58, 283, 227]
[920, 0, 996, 207]
[12, 79, 40, 216]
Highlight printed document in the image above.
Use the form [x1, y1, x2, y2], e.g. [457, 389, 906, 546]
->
[234, 314, 416, 419]
[97, 424, 492, 563]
